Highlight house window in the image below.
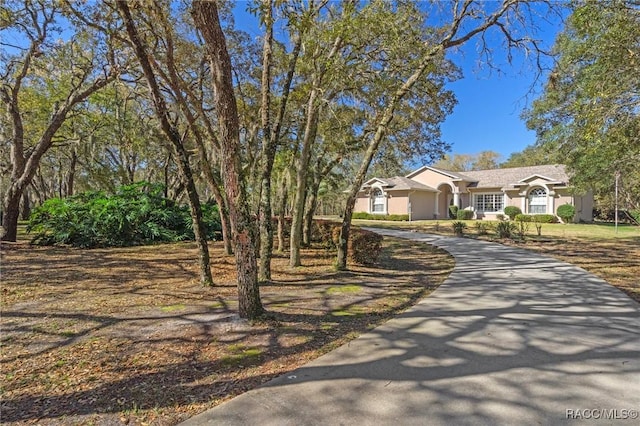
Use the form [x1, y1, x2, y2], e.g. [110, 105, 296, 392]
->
[474, 193, 504, 212]
[371, 188, 385, 213]
[528, 188, 547, 214]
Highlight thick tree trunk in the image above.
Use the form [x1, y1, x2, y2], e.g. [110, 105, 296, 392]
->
[118, 0, 213, 286]
[193, 1, 264, 319]
[2, 190, 21, 241]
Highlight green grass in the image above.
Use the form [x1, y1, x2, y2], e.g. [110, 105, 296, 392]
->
[160, 304, 186, 313]
[353, 218, 639, 240]
[326, 284, 362, 295]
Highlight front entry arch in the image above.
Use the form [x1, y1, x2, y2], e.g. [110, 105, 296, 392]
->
[437, 183, 454, 218]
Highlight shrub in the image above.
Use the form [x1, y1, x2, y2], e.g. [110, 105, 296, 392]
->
[532, 214, 557, 223]
[557, 204, 576, 223]
[515, 214, 533, 222]
[351, 212, 409, 221]
[451, 221, 467, 237]
[456, 209, 474, 220]
[504, 206, 522, 220]
[448, 205, 459, 219]
[630, 210, 640, 225]
[474, 221, 490, 236]
[352, 212, 372, 220]
[349, 228, 383, 265]
[311, 219, 340, 249]
[496, 214, 506, 221]
[515, 217, 530, 240]
[533, 214, 549, 237]
[27, 182, 221, 248]
[496, 221, 516, 239]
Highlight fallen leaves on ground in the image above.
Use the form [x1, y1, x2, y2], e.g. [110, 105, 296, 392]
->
[1, 238, 453, 425]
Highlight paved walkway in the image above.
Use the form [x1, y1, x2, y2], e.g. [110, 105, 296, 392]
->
[182, 230, 640, 425]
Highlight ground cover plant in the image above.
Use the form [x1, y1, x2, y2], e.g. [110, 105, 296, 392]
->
[26, 183, 222, 248]
[354, 218, 640, 302]
[0, 233, 453, 425]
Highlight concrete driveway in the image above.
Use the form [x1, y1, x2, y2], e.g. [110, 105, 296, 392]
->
[181, 229, 640, 425]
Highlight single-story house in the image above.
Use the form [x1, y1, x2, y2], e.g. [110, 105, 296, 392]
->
[354, 164, 593, 222]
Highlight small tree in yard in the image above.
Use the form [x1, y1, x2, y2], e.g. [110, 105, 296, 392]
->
[557, 204, 576, 224]
[533, 216, 543, 236]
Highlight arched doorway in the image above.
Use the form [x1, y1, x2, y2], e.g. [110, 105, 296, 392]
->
[437, 183, 454, 218]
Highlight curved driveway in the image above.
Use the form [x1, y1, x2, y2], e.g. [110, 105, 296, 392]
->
[183, 229, 640, 425]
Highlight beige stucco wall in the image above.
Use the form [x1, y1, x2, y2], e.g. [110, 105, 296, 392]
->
[409, 191, 436, 220]
[354, 193, 369, 213]
[575, 191, 594, 222]
[387, 191, 409, 215]
[410, 168, 453, 189]
[553, 189, 594, 222]
[353, 189, 437, 220]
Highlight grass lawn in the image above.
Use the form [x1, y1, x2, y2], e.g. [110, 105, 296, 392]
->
[354, 218, 640, 302]
[0, 232, 453, 425]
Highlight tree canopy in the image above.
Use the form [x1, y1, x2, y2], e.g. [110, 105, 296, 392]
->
[525, 0, 639, 210]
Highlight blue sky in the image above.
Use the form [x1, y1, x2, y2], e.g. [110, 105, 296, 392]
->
[231, 1, 564, 164]
[441, 28, 561, 163]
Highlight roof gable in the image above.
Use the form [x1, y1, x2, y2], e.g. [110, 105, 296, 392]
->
[406, 165, 476, 182]
[360, 176, 437, 192]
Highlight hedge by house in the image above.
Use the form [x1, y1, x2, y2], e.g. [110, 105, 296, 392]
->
[532, 214, 558, 223]
[456, 209, 474, 220]
[352, 212, 409, 221]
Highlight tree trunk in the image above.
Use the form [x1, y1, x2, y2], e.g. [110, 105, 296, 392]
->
[20, 190, 31, 221]
[117, 0, 213, 286]
[2, 190, 21, 241]
[289, 88, 320, 266]
[277, 176, 288, 253]
[65, 147, 77, 197]
[258, 0, 275, 282]
[193, 1, 264, 319]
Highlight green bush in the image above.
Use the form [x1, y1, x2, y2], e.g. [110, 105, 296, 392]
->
[451, 221, 467, 237]
[349, 228, 383, 265]
[351, 212, 409, 221]
[515, 218, 530, 240]
[496, 214, 506, 221]
[448, 205, 459, 219]
[504, 206, 522, 220]
[557, 204, 576, 223]
[27, 182, 221, 248]
[474, 221, 490, 236]
[496, 221, 516, 239]
[456, 209, 474, 220]
[630, 210, 640, 225]
[515, 214, 533, 222]
[532, 214, 557, 223]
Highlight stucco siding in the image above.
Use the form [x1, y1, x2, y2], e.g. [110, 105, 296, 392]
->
[387, 191, 409, 215]
[576, 192, 594, 222]
[409, 191, 436, 220]
[354, 194, 369, 213]
[410, 169, 453, 189]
